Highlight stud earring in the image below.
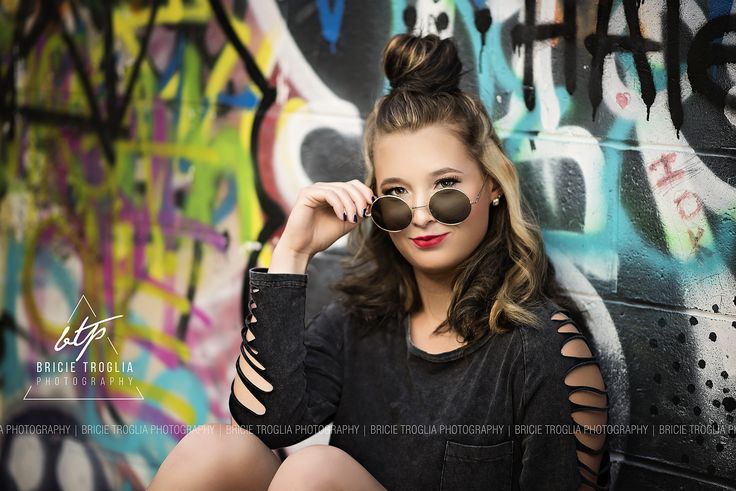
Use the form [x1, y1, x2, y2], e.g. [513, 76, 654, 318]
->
[492, 195, 502, 207]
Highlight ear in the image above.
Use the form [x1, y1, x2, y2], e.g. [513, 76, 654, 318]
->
[488, 178, 502, 201]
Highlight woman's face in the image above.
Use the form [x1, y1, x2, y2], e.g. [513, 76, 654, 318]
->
[372, 124, 499, 276]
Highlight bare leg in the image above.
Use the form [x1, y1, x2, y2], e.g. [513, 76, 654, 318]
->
[148, 422, 281, 491]
[268, 444, 386, 491]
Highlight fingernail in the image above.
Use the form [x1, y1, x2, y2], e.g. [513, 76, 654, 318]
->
[371, 196, 377, 202]
[353, 213, 358, 223]
[343, 212, 347, 221]
[362, 208, 366, 217]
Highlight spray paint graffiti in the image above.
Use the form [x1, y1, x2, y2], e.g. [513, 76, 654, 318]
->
[0, 0, 734, 488]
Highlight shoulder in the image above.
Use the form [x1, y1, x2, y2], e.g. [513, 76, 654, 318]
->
[305, 299, 351, 350]
[514, 300, 568, 350]
[318, 299, 349, 326]
[516, 300, 608, 407]
[514, 300, 597, 375]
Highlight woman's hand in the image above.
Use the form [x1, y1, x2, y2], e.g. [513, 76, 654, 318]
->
[271, 180, 375, 270]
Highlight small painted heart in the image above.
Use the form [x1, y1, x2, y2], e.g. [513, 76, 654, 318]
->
[616, 92, 631, 109]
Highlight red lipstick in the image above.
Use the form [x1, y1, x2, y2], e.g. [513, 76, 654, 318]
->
[410, 233, 449, 248]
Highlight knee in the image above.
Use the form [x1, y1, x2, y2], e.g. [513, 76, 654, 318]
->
[164, 423, 257, 465]
[268, 445, 349, 491]
[150, 423, 280, 491]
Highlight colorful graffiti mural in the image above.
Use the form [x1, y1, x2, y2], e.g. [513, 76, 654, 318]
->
[0, 0, 734, 489]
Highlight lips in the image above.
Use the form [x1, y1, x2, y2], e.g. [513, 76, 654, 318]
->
[410, 232, 450, 248]
[411, 233, 448, 240]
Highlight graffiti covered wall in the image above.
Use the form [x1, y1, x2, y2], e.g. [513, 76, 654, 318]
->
[0, 0, 734, 489]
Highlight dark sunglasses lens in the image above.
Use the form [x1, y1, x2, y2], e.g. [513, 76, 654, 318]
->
[429, 189, 471, 224]
[371, 197, 412, 231]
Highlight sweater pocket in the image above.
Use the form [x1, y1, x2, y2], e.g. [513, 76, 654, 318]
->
[439, 439, 513, 491]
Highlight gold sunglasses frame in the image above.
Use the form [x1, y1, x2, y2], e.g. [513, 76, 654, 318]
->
[366, 175, 489, 232]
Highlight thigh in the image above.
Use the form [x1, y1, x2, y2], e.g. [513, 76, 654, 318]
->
[268, 444, 385, 491]
[149, 423, 281, 491]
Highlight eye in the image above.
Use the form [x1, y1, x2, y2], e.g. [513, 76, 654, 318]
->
[383, 186, 406, 197]
[436, 176, 460, 188]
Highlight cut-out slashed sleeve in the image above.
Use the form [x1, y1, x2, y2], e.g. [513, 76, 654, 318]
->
[517, 308, 611, 490]
[228, 267, 344, 449]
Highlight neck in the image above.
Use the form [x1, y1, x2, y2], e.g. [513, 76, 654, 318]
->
[412, 268, 454, 334]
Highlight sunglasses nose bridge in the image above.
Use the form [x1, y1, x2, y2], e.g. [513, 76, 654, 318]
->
[409, 188, 435, 212]
[409, 200, 435, 226]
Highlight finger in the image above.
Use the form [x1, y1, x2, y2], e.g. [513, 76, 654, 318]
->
[325, 182, 362, 223]
[335, 182, 370, 219]
[347, 179, 376, 204]
[345, 180, 375, 217]
[312, 184, 357, 222]
[304, 185, 351, 222]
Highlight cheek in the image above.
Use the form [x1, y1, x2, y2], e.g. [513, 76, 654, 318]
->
[452, 206, 490, 251]
[465, 203, 490, 234]
[388, 231, 408, 251]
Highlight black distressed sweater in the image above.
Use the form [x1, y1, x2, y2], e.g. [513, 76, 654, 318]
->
[229, 267, 611, 490]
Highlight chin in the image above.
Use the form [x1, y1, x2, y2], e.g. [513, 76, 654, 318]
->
[405, 255, 460, 275]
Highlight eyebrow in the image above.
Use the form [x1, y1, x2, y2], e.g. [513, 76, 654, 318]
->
[379, 167, 465, 188]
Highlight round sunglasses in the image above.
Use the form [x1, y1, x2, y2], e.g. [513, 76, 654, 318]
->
[366, 175, 488, 232]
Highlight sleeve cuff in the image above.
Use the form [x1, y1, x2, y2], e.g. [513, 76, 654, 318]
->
[248, 266, 308, 287]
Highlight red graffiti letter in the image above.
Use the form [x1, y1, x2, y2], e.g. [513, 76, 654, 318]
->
[648, 153, 684, 189]
[673, 191, 703, 219]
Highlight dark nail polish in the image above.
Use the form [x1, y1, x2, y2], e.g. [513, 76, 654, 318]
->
[353, 214, 358, 223]
[362, 208, 366, 217]
[343, 212, 347, 221]
[371, 196, 377, 202]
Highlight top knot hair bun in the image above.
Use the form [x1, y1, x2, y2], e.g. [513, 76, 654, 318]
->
[383, 33, 463, 95]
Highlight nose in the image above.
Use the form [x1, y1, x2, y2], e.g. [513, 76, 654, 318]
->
[410, 193, 435, 228]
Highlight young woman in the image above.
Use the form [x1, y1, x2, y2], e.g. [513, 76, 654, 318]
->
[150, 33, 610, 490]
